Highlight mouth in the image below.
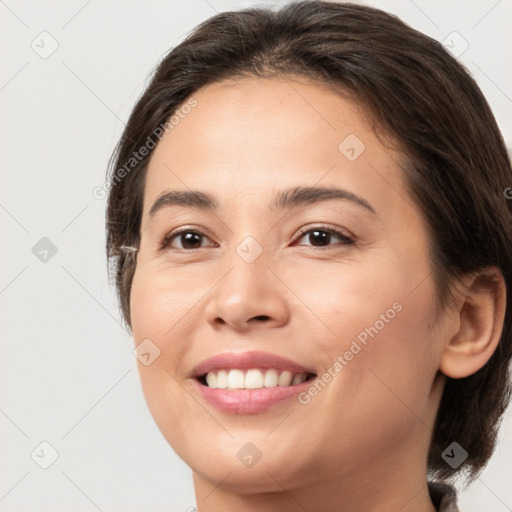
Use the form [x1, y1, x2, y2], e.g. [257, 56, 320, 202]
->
[190, 351, 318, 413]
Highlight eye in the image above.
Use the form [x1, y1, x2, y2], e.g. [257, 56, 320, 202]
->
[291, 226, 355, 248]
[160, 225, 354, 251]
[160, 229, 217, 250]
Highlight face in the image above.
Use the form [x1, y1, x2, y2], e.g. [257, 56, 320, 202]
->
[130, 76, 448, 495]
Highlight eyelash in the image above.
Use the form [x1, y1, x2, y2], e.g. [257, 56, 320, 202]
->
[159, 225, 355, 251]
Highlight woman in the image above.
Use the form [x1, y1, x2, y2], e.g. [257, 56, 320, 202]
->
[105, 2, 512, 511]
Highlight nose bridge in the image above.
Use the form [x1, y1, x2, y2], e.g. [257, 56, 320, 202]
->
[204, 232, 289, 329]
[221, 235, 271, 305]
[221, 203, 270, 277]
[234, 234, 266, 267]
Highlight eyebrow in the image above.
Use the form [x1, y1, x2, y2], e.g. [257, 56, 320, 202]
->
[148, 185, 376, 218]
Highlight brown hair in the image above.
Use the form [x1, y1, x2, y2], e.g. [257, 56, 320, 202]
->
[105, 0, 512, 482]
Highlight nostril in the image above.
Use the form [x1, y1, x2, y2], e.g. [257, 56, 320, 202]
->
[252, 315, 271, 321]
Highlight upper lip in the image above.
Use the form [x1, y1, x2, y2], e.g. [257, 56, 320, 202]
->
[190, 350, 317, 378]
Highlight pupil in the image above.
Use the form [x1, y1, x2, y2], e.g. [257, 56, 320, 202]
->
[310, 230, 329, 246]
[182, 232, 201, 248]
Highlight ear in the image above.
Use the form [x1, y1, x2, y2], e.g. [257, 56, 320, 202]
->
[439, 266, 507, 379]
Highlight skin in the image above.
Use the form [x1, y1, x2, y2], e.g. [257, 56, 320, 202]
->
[129, 76, 505, 512]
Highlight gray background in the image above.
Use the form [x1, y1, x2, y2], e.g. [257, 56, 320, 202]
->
[1, 1, 511, 511]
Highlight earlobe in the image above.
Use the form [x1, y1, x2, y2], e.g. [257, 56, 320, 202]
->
[439, 267, 507, 379]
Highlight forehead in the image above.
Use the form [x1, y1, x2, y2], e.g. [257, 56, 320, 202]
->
[143, 76, 403, 216]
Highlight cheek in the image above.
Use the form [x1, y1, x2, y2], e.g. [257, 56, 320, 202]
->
[129, 268, 205, 459]
[296, 259, 439, 441]
[129, 268, 188, 403]
[281, 253, 418, 346]
[130, 265, 205, 342]
[329, 293, 437, 441]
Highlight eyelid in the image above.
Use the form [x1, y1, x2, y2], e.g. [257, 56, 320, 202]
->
[161, 225, 218, 249]
[293, 223, 354, 240]
[291, 224, 355, 247]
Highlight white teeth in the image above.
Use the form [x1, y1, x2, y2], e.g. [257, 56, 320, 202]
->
[203, 368, 309, 389]
[264, 368, 278, 387]
[245, 369, 264, 389]
[292, 373, 304, 385]
[227, 369, 245, 389]
[205, 372, 217, 388]
[277, 370, 293, 386]
[216, 369, 228, 388]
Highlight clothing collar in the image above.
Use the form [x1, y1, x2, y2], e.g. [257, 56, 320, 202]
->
[428, 481, 459, 512]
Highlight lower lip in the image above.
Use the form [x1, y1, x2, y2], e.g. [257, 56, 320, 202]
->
[191, 378, 314, 414]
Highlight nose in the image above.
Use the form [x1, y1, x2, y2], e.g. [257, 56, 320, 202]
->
[204, 247, 290, 332]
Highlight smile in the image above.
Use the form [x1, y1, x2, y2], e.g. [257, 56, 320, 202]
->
[190, 351, 318, 413]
